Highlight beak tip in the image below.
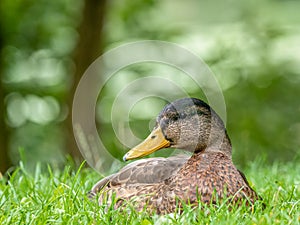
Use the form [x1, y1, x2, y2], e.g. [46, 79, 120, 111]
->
[122, 154, 128, 162]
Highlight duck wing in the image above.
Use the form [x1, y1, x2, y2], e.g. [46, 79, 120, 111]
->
[89, 155, 189, 196]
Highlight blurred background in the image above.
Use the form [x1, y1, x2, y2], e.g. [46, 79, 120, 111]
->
[0, 0, 299, 173]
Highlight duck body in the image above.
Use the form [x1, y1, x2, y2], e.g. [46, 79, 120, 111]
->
[90, 98, 259, 214]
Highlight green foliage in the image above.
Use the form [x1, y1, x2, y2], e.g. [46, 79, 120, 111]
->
[100, 0, 300, 167]
[1, 0, 300, 168]
[0, 0, 83, 166]
[0, 159, 299, 224]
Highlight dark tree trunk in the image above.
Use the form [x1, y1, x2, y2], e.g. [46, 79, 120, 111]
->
[0, 83, 11, 173]
[0, 27, 12, 173]
[66, 0, 107, 161]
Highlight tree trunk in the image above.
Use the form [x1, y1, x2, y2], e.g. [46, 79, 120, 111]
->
[0, 29, 12, 173]
[66, 0, 107, 161]
[0, 84, 11, 173]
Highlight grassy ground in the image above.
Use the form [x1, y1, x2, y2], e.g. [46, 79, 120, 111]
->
[0, 158, 299, 225]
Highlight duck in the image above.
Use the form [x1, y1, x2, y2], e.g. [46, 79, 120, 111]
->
[90, 98, 259, 214]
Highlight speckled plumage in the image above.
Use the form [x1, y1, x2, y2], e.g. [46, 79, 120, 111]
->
[90, 98, 259, 214]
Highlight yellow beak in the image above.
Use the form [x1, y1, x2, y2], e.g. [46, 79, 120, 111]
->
[123, 125, 171, 161]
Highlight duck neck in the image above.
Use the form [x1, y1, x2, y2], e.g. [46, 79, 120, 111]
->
[206, 130, 232, 158]
[202, 111, 232, 158]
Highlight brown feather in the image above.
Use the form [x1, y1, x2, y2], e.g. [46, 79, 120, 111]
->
[90, 98, 260, 214]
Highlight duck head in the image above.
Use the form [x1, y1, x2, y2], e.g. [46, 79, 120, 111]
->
[123, 98, 231, 161]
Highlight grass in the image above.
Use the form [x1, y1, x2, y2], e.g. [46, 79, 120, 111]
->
[0, 158, 299, 225]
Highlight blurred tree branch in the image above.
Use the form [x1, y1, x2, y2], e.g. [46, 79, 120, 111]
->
[66, 0, 107, 160]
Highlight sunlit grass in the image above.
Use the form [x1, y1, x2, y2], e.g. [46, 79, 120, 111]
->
[0, 158, 299, 224]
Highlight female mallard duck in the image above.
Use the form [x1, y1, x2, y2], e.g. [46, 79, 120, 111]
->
[90, 98, 259, 214]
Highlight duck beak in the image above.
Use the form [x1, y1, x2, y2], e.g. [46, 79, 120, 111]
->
[123, 125, 171, 161]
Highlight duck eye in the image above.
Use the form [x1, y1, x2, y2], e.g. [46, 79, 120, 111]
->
[170, 113, 180, 121]
[172, 116, 179, 121]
